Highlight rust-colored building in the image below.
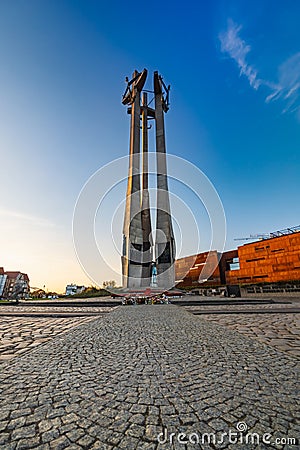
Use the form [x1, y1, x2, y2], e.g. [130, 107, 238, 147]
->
[175, 250, 222, 288]
[226, 231, 300, 284]
[175, 229, 300, 288]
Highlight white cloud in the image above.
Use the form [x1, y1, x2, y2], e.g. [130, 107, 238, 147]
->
[219, 20, 300, 119]
[219, 19, 261, 90]
[267, 53, 300, 116]
[0, 209, 55, 228]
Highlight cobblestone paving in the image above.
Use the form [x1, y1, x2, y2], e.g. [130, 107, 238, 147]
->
[0, 305, 299, 449]
[0, 317, 97, 361]
[182, 301, 299, 312]
[24, 297, 114, 303]
[0, 306, 116, 314]
[195, 313, 300, 359]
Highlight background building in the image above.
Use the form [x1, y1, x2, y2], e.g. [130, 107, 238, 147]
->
[0, 267, 7, 297]
[175, 251, 222, 288]
[225, 230, 300, 285]
[175, 228, 300, 289]
[65, 284, 86, 296]
[2, 271, 30, 299]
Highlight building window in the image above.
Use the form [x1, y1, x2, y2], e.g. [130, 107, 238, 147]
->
[229, 257, 240, 270]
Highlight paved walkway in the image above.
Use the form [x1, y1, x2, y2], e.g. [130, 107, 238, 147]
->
[0, 305, 299, 449]
[0, 305, 117, 317]
[183, 300, 300, 358]
[181, 297, 300, 312]
[197, 313, 300, 358]
[0, 317, 98, 361]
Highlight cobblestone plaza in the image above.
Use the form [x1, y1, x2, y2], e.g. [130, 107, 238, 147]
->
[0, 303, 299, 449]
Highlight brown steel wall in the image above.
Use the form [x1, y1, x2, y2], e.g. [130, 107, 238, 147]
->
[226, 232, 300, 284]
[219, 250, 239, 284]
[175, 251, 221, 287]
[175, 232, 300, 287]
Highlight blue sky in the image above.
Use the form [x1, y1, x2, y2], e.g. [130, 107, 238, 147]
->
[0, 0, 299, 291]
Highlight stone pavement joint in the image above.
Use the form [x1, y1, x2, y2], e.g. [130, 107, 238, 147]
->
[0, 305, 299, 449]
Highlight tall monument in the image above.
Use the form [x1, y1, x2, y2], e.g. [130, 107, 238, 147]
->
[122, 69, 176, 289]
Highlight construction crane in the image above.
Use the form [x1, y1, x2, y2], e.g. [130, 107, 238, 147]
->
[234, 234, 270, 241]
[234, 225, 300, 242]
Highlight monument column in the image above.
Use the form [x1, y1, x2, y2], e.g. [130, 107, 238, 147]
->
[122, 69, 147, 288]
[141, 92, 153, 286]
[122, 69, 175, 290]
[154, 71, 176, 288]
